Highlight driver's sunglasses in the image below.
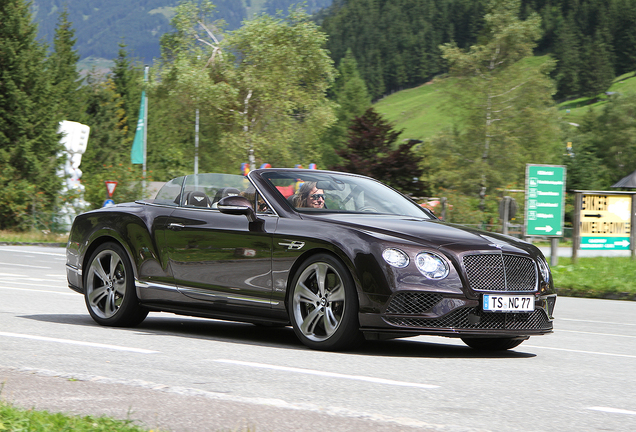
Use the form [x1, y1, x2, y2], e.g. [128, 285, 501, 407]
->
[310, 194, 325, 201]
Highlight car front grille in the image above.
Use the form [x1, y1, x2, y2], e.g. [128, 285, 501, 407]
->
[463, 253, 537, 292]
[385, 307, 552, 331]
[386, 292, 443, 314]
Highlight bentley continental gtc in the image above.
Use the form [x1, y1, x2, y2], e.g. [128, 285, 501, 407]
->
[66, 168, 556, 351]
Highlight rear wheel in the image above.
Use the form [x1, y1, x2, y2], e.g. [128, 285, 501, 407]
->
[84, 242, 148, 327]
[461, 337, 526, 351]
[288, 254, 362, 351]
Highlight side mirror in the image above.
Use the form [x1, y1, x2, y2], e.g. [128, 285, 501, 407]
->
[218, 195, 257, 222]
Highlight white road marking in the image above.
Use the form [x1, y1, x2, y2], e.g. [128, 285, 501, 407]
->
[0, 277, 50, 283]
[560, 317, 636, 326]
[0, 262, 51, 269]
[560, 329, 636, 339]
[525, 345, 636, 359]
[0, 247, 65, 257]
[214, 359, 439, 389]
[0, 332, 158, 354]
[589, 407, 636, 416]
[0, 286, 75, 295]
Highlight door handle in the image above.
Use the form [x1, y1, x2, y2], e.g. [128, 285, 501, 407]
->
[168, 222, 184, 231]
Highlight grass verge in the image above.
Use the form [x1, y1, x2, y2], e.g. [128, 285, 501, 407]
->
[0, 400, 155, 432]
[0, 230, 67, 245]
[551, 257, 636, 300]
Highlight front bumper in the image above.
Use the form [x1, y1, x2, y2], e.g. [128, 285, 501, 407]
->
[359, 293, 556, 338]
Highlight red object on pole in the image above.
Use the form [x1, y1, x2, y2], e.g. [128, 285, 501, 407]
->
[105, 181, 118, 198]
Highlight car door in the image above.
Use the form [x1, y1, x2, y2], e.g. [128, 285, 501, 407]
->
[165, 205, 278, 312]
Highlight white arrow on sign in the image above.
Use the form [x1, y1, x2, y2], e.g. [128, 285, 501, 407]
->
[535, 225, 553, 233]
[614, 240, 630, 247]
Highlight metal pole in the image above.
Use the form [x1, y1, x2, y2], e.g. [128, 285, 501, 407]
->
[631, 193, 636, 260]
[572, 192, 582, 264]
[142, 65, 149, 194]
[195, 108, 199, 175]
[550, 237, 559, 266]
[502, 196, 510, 235]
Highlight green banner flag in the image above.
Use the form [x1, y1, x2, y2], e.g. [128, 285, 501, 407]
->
[130, 90, 145, 164]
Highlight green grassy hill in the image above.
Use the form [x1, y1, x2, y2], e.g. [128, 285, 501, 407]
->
[557, 72, 636, 125]
[374, 77, 456, 141]
[374, 66, 636, 141]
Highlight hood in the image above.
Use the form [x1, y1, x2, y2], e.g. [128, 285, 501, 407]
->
[309, 214, 537, 255]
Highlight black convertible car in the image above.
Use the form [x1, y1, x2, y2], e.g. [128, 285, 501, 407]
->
[66, 168, 556, 351]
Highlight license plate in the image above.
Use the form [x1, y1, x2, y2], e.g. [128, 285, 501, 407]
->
[483, 294, 535, 312]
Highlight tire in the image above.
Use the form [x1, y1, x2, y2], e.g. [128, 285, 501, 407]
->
[84, 242, 148, 327]
[461, 337, 526, 351]
[288, 254, 363, 351]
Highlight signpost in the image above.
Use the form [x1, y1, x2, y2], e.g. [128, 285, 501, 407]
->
[105, 180, 118, 198]
[571, 191, 636, 263]
[580, 194, 631, 250]
[103, 180, 118, 208]
[525, 165, 566, 265]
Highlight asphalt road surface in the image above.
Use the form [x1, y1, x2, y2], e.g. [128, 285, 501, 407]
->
[0, 245, 635, 432]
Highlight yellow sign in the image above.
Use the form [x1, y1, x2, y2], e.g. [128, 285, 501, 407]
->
[580, 194, 631, 236]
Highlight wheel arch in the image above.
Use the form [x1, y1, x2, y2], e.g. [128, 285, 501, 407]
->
[283, 246, 362, 314]
[82, 230, 138, 287]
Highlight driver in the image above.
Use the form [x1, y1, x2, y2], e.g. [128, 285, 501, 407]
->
[294, 182, 325, 209]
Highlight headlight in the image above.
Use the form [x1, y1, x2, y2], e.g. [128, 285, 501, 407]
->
[382, 248, 410, 268]
[537, 256, 551, 283]
[415, 252, 449, 279]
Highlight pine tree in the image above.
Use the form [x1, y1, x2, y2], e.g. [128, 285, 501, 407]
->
[0, 0, 62, 229]
[554, 15, 581, 99]
[111, 42, 143, 140]
[47, 8, 85, 123]
[580, 30, 614, 100]
[614, 0, 636, 75]
[323, 49, 371, 168]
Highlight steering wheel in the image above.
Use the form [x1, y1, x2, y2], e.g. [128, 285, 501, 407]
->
[358, 206, 378, 213]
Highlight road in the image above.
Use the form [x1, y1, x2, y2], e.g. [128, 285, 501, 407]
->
[0, 245, 635, 432]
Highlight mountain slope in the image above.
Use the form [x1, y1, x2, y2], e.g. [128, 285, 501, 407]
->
[33, 0, 332, 63]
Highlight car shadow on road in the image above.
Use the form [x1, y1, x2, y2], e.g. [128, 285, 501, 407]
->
[21, 313, 537, 359]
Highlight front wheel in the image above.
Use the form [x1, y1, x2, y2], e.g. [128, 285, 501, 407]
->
[84, 242, 148, 327]
[288, 254, 363, 351]
[461, 337, 526, 351]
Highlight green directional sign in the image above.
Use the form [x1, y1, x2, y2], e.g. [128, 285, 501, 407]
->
[580, 236, 630, 250]
[525, 165, 566, 237]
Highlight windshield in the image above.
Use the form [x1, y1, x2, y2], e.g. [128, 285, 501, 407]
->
[262, 170, 431, 218]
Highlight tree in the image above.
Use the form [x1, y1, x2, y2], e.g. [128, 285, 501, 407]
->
[221, 7, 337, 168]
[80, 71, 145, 208]
[579, 30, 615, 100]
[614, 0, 636, 75]
[334, 108, 425, 195]
[439, 0, 561, 210]
[323, 49, 371, 168]
[153, 1, 337, 173]
[46, 7, 86, 123]
[111, 42, 143, 140]
[0, 0, 62, 229]
[571, 94, 636, 187]
[554, 14, 581, 99]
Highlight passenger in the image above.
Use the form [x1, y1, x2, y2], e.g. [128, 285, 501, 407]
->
[294, 182, 325, 209]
